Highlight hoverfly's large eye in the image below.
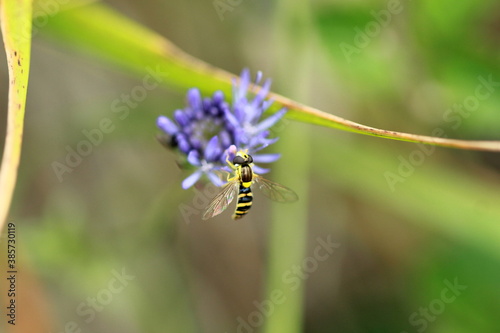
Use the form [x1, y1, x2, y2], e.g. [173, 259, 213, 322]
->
[247, 155, 253, 163]
[233, 156, 245, 165]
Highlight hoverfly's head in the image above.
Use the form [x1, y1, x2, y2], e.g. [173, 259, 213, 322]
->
[233, 151, 253, 166]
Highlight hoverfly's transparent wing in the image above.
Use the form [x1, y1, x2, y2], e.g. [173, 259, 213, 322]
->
[254, 175, 299, 203]
[202, 181, 240, 220]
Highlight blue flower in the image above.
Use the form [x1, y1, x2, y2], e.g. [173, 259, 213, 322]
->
[157, 69, 287, 189]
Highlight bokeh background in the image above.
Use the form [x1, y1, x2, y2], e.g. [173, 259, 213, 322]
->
[1, 0, 500, 332]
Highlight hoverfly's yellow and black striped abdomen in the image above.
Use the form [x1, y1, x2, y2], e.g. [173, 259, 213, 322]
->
[232, 185, 253, 220]
[233, 164, 253, 220]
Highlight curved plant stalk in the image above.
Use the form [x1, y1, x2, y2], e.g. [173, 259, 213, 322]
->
[0, 0, 32, 234]
[40, 2, 500, 152]
[271, 96, 500, 151]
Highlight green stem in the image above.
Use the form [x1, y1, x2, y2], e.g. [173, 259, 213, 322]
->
[264, 122, 310, 333]
[263, 2, 314, 332]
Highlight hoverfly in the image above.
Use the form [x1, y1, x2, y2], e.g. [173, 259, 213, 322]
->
[202, 150, 298, 220]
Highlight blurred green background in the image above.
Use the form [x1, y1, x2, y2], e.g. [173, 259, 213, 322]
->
[1, 0, 500, 332]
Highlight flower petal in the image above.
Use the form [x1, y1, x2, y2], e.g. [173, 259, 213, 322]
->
[247, 132, 278, 150]
[252, 153, 281, 164]
[219, 130, 233, 148]
[174, 110, 189, 127]
[233, 102, 246, 123]
[255, 71, 263, 85]
[205, 135, 221, 162]
[243, 104, 259, 124]
[187, 88, 202, 110]
[228, 144, 238, 155]
[260, 137, 279, 146]
[190, 138, 202, 150]
[261, 98, 274, 112]
[207, 171, 225, 187]
[223, 108, 240, 129]
[250, 78, 272, 113]
[176, 134, 191, 154]
[221, 145, 237, 164]
[187, 150, 201, 166]
[252, 165, 270, 174]
[182, 170, 202, 189]
[212, 90, 225, 105]
[157, 116, 178, 135]
[253, 108, 287, 133]
[232, 128, 245, 148]
[237, 68, 251, 100]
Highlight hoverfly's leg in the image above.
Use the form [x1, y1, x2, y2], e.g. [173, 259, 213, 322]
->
[226, 155, 237, 171]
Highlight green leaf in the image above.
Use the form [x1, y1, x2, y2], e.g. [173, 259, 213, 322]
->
[0, 0, 33, 232]
[40, 2, 500, 152]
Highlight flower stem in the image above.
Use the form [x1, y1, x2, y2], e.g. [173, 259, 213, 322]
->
[263, 2, 314, 332]
[264, 122, 310, 333]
